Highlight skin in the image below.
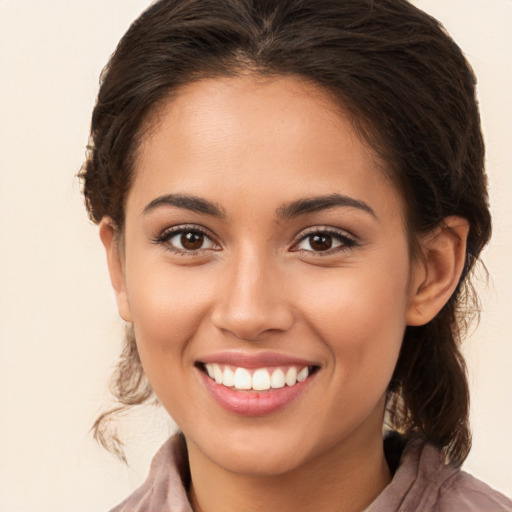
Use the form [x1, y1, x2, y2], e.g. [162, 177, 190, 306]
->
[101, 75, 469, 512]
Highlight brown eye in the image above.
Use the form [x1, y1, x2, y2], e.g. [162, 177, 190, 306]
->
[293, 229, 356, 254]
[181, 231, 205, 250]
[162, 228, 217, 252]
[308, 234, 333, 251]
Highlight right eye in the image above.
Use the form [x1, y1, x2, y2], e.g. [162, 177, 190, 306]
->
[156, 226, 220, 253]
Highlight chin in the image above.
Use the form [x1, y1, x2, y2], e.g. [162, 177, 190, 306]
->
[215, 444, 310, 477]
[185, 422, 330, 478]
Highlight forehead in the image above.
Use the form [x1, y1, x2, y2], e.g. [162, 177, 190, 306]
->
[129, 75, 403, 223]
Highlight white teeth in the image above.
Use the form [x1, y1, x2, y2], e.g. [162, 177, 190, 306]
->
[213, 363, 223, 384]
[203, 364, 312, 391]
[285, 367, 298, 386]
[270, 368, 285, 389]
[234, 367, 252, 390]
[223, 366, 235, 387]
[297, 367, 309, 382]
[252, 369, 271, 391]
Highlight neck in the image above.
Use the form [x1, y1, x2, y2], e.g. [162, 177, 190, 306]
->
[187, 428, 391, 512]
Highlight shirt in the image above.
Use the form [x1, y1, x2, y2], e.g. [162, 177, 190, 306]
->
[109, 433, 512, 511]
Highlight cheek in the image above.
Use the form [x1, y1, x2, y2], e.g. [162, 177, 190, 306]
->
[124, 261, 218, 419]
[125, 258, 214, 359]
[295, 255, 410, 375]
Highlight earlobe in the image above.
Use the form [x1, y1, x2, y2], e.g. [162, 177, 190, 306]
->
[99, 217, 132, 323]
[406, 216, 469, 326]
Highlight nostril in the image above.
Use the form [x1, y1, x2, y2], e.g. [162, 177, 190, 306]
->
[210, 272, 294, 340]
[211, 307, 295, 342]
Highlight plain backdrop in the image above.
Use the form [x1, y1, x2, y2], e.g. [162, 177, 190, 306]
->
[0, 1, 511, 510]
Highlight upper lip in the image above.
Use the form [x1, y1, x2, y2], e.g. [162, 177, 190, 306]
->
[197, 351, 320, 369]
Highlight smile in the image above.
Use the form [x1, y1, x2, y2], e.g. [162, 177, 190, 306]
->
[196, 353, 320, 415]
[203, 364, 313, 391]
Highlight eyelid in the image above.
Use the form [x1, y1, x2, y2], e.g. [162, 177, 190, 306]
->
[153, 224, 221, 253]
[290, 226, 358, 254]
[152, 224, 357, 255]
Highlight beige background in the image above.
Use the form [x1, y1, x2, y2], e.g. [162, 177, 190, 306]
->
[0, 1, 510, 510]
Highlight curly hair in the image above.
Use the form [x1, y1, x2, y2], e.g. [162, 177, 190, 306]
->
[80, 0, 491, 465]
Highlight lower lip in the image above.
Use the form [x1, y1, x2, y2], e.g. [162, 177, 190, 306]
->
[198, 369, 314, 416]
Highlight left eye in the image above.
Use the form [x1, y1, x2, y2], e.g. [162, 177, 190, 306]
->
[293, 231, 354, 252]
[164, 229, 217, 252]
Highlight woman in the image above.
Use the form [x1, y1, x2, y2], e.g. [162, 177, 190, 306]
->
[80, 0, 512, 510]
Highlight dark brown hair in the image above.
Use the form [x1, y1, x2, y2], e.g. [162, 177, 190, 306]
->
[80, 0, 491, 465]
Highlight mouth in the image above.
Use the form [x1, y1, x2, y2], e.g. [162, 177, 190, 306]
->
[195, 352, 321, 415]
[196, 362, 320, 392]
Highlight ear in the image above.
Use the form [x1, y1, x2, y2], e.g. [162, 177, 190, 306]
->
[99, 217, 132, 322]
[406, 216, 469, 326]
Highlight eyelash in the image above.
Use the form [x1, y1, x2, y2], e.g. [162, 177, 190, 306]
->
[153, 225, 219, 255]
[291, 227, 358, 256]
[153, 225, 358, 256]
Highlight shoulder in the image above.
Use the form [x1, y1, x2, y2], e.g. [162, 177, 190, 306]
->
[437, 470, 512, 512]
[367, 436, 512, 512]
[108, 433, 192, 512]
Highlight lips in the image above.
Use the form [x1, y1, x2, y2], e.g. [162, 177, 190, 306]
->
[196, 352, 319, 416]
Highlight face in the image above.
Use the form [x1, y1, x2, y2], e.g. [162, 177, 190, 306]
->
[110, 75, 422, 477]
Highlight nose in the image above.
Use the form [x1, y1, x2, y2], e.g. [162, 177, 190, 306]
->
[210, 247, 294, 341]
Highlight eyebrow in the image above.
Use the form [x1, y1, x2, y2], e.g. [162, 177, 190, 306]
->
[143, 194, 226, 218]
[276, 193, 376, 219]
[143, 192, 375, 220]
